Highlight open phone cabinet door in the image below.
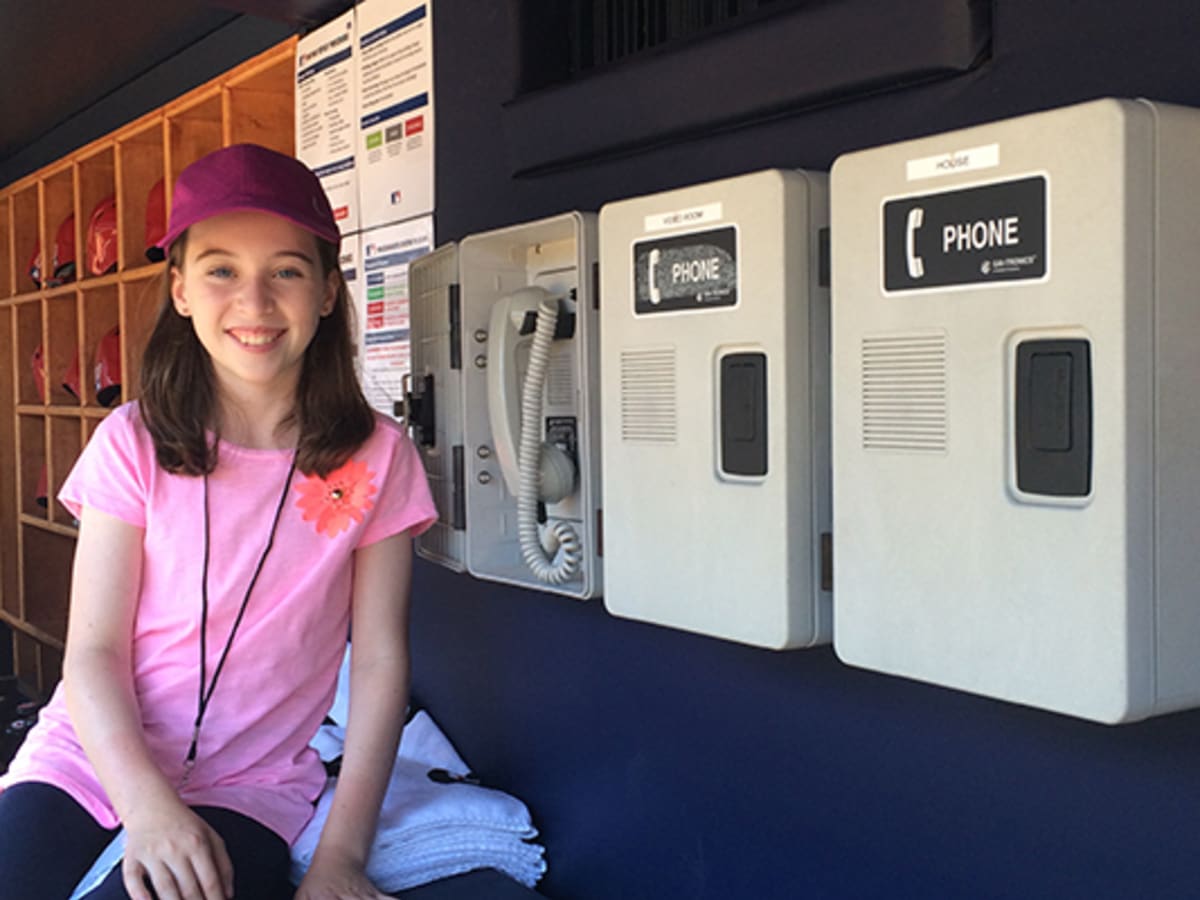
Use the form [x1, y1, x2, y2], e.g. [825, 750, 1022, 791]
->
[444, 212, 603, 600]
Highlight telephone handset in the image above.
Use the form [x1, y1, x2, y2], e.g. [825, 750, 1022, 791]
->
[485, 285, 582, 584]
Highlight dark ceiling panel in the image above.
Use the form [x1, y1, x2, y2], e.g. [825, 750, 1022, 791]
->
[211, 0, 355, 26]
[0, 2, 240, 164]
[0, 0, 353, 183]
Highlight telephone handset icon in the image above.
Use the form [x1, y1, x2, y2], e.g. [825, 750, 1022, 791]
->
[905, 207, 925, 280]
[648, 248, 662, 304]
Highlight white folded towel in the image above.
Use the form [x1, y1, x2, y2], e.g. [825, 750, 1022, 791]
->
[289, 710, 547, 892]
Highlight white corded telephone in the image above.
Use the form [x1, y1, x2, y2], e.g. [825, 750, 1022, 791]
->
[410, 211, 602, 599]
[485, 285, 582, 584]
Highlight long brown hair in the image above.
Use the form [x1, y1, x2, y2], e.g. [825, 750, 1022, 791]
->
[139, 232, 375, 477]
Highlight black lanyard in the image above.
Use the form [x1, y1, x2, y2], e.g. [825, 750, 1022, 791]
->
[183, 455, 298, 780]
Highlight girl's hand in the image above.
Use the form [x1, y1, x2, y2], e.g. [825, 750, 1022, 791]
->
[295, 851, 389, 900]
[121, 795, 234, 900]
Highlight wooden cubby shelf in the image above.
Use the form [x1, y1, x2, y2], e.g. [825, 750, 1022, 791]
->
[0, 37, 297, 698]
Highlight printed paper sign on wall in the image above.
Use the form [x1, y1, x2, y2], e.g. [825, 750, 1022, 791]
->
[356, 0, 435, 228]
[357, 216, 435, 417]
[296, 9, 360, 234]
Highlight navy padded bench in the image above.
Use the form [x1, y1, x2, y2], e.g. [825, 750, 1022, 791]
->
[393, 869, 545, 898]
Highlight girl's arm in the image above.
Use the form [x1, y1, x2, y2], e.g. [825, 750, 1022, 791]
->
[64, 506, 234, 900]
[296, 530, 414, 900]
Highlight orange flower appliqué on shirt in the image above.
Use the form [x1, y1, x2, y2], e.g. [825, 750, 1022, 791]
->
[295, 459, 377, 538]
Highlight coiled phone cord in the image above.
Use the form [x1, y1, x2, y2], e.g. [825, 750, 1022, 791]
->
[516, 295, 582, 584]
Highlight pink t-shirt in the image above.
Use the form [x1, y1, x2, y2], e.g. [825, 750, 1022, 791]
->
[1, 403, 436, 843]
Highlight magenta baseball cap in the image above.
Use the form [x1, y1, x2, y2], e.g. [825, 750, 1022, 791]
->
[157, 143, 339, 250]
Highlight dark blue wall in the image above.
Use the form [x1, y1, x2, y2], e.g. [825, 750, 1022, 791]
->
[412, 2, 1200, 899]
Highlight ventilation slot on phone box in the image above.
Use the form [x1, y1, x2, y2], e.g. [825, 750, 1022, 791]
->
[861, 332, 947, 453]
[620, 347, 677, 443]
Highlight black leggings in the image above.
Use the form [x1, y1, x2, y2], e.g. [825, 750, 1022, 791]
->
[0, 781, 294, 899]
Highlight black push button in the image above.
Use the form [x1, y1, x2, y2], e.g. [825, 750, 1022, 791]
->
[1015, 339, 1091, 496]
[720, 352, 768, 477]
[1028, 352, 1072, 451]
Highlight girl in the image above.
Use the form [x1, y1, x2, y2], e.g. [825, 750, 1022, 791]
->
[0, 143, 437, 900]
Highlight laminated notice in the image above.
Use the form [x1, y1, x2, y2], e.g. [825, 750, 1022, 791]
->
[632, 226, 739, 314]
